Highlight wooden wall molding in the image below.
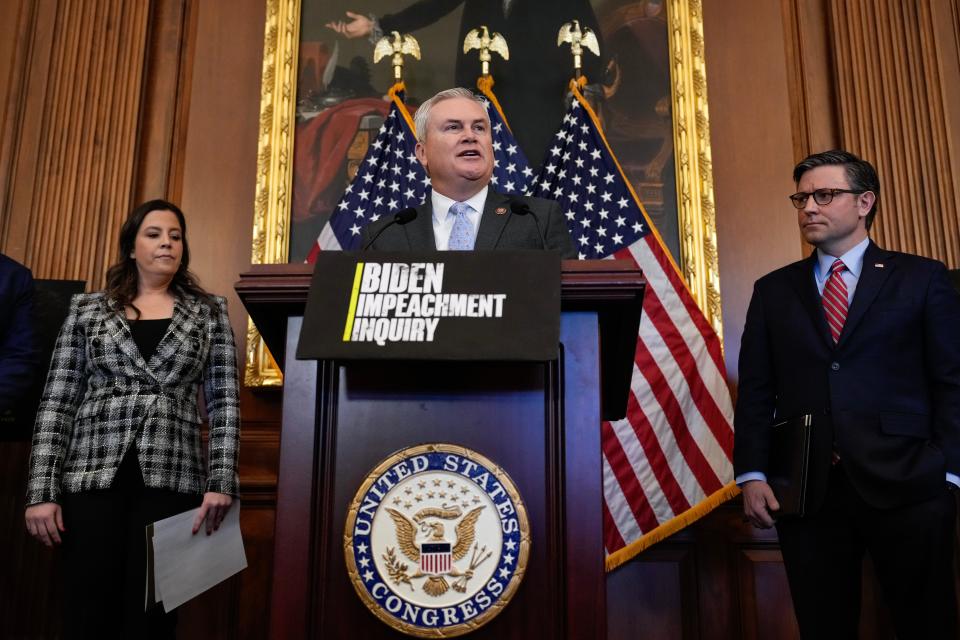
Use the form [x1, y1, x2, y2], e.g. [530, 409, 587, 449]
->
[829, 0, 960, 266]
[930, 0, 960, 261]
[735, 548, 798, 639]
[1, 0, 54, 261]
[781, 0, 839, 161]
[1, 0, 150, 285]
[133, 0, 196, 205]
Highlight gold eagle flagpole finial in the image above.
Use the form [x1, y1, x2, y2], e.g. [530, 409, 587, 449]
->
[374, 31, 421, 82]
[463, 25, 509, 77]
[557, 19, 599, 81]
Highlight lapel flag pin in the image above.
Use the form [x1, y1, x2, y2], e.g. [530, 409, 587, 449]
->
[874, 263, 884, 268]
[495, 206, 507, 215]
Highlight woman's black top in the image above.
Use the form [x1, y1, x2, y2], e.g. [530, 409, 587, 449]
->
[130, 318, 172, 362]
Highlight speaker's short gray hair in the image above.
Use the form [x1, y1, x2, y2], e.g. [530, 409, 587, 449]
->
[413, 87, 489, 142]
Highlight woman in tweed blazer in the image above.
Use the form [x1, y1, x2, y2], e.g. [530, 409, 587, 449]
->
[24, 200, 240, 639]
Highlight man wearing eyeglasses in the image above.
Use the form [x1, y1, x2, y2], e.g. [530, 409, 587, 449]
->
[734, 149, 960, 638]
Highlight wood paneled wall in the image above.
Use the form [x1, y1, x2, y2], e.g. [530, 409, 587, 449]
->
[829, 0, 960, 267]
[705, 0, 804, 383]
[605, 504, 912, 639]
[0, 1, 277, 639]
[780, 0, 840, 159]
[2, 0, 960, 638]
[133, 0, 196, 206]
[1, 0, 150, 284]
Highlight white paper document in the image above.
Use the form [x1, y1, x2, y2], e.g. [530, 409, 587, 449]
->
[150, 504, 247, 612]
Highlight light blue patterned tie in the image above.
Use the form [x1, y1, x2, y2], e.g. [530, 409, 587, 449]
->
[447, 201, 475, 250]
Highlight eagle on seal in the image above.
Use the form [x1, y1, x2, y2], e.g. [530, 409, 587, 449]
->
[386, 505, 484, 596]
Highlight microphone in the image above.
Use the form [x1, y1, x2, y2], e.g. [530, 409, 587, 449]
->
[361, 207, 417, 250]
[509, 199, 547, 250]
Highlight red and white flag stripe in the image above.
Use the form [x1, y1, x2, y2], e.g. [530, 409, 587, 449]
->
[602, 228, 736, 568]
[523, 83, 738, 570]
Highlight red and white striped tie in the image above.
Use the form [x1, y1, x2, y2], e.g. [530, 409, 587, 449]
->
[822, 259, 848, 343]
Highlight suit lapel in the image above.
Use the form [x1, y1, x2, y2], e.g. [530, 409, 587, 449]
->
[100, 298, 158, 381]
[786, 251, 835, 350]
[837, 241, 894, 347]
[474, 190, 511, 250]
[405, 202, 437, 250]
[150, 295, 204, 379]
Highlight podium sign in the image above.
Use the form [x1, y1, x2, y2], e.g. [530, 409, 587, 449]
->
[236, 261, 646, 639]
[297, 251, 561, 361]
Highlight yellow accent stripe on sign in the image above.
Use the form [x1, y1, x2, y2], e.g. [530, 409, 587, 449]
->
[343, 263, 364, 341]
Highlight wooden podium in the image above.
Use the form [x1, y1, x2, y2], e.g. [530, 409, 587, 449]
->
[236, 260, 645, 639]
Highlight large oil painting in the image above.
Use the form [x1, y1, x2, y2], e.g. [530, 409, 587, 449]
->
[248, 0, 719, 385]
[290, 0, 680, 263]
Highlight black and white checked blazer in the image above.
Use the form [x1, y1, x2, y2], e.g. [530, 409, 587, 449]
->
[26, 292, 240, 505]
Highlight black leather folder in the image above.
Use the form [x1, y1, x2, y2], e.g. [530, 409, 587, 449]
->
[767, 414, 814, 517]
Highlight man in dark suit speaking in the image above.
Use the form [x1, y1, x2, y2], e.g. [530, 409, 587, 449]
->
[361, 87, 575, 257]
[734, 150, 960, 638]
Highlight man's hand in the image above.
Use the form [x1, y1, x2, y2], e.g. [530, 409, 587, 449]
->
[325, 11, 373, 39]
[25, 502, 64, 547]
[741, 480, 780, 529]
[192, 492, 233, 535]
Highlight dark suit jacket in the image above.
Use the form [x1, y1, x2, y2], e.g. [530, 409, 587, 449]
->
[733, 242, 960, 511]
[359, 190, 577, 258]
[26, 292, 240, 505]
[0, 254, 38, 412]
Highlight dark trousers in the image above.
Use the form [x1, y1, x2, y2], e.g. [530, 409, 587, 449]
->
[60, 450, 201, 640]
[776, 464, 958, 640]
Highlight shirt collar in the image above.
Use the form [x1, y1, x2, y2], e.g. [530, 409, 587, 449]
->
[816, 236, 869, 280]
[431, 186, 489, 222]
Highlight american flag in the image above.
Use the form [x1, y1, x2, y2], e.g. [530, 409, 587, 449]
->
[528, 83, 736, 570]
[475, 81, 534, 195]
[307, 86, 429, 259]
[307, 83, 532, 260]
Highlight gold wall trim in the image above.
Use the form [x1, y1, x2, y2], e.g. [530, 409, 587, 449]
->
[667, 0, 724, 340]
[246, 0, 300, 386]
[245, 0, 723, 384]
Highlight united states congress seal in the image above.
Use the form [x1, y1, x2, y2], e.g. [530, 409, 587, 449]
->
[344, 443, 531, 637]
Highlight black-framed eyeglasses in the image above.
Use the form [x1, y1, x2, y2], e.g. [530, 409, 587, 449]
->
[788, 188, 865, 209]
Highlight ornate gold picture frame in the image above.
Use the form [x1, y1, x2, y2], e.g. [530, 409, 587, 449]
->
[246, 0, 721, 386]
